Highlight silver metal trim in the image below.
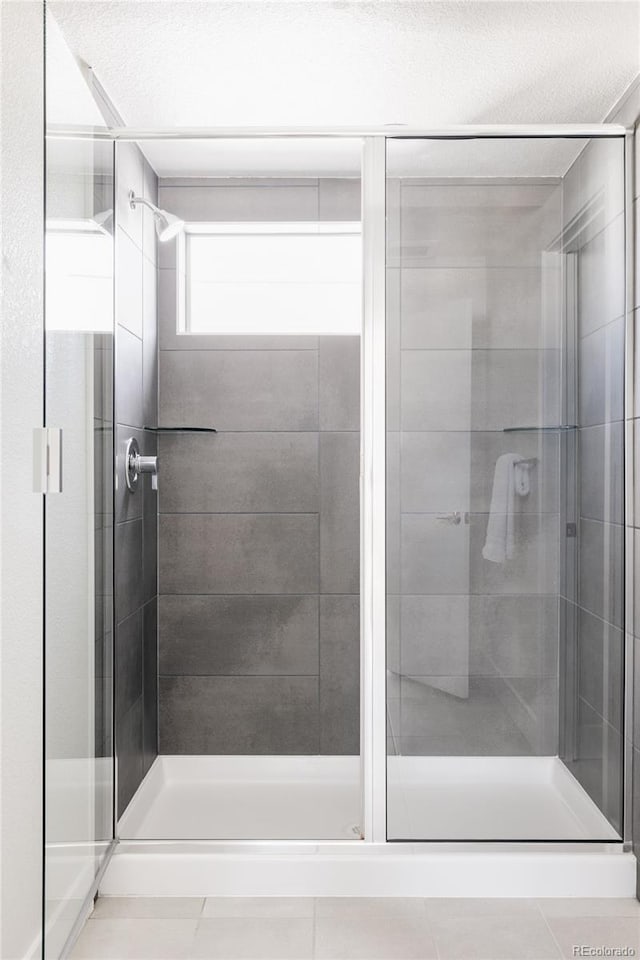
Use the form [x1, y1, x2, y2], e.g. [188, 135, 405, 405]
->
[46, 123, 630, 141]
[622, 127, 636, 848]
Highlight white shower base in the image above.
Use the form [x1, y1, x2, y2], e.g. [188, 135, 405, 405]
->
[106, 755, 633, 898]
[118, 755, 362, 841]
[118, 755, 619, 843]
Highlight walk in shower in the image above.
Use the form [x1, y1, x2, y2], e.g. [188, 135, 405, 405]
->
[42, 116, 632, 954]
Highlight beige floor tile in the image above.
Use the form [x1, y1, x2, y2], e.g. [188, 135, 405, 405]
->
[536, 897, 640, 917]
[190, 917, 313, 959]
[315, 897, 427, 918]
[425, 898, 539, 921]
[70, 918, 198, 959]
[545, 916, 640, 958]
[432, 916, 561, 959]
[92, 897, 205, 919]
[203, 896, 314, 918]
[314, 916, 437, 959]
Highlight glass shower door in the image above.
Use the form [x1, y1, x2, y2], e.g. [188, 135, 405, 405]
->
[385, 136, 625, 842]
[43, 133, 115, 955]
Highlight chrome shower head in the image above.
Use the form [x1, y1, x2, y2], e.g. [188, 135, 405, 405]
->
[129, 190, 184, 242]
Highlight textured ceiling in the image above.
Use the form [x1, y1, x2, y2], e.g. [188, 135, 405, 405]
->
[50, 0, 640, 177]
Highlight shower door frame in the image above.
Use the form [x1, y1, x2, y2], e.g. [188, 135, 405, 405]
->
[46, 122, 634, 850]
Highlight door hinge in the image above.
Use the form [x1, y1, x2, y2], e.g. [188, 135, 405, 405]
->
[33, 427, 63, 494]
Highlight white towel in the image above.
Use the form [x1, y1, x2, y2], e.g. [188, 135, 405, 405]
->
[482, 453, 520, 564]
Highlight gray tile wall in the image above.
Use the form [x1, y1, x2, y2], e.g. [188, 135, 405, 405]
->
[156, 178, 361, 756]
[559, 135, 627, 838]
[386, 176, 563, 761]
[114, 143, 159, 816]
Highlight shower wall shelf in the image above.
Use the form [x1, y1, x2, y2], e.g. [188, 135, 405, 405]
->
[143, 426, 218, 433]
[503, 425, 578, 433]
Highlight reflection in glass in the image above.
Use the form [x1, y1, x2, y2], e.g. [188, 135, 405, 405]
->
[385, 137, 625, 842]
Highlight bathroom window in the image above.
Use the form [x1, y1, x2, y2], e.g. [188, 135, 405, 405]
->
[180, 222, 361, 335]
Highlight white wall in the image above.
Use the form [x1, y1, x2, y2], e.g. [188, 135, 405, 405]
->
[0, 2, 45, 958]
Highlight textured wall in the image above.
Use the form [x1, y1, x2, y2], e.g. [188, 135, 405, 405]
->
[114, 143, 159, 815]
[156, 178, 361, 756]
[385, 172, 563, 762]
[0, 5, 44, 956]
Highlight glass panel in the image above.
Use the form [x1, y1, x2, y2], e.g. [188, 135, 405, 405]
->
[44, 135, 115, 955]
[385, 137, 625, 841]
[44, 133, 115, 957]
[116, 138, 362, 841]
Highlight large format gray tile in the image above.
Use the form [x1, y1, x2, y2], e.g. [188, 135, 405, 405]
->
[142, 254, 158, 428]
[158, 432, 319, 513]
[399, 182, 559, 269]
[159, 350, 318, 431]
[319, 336, 360, 430]
[315, 915, 437, 958]
[116, 324, 143, 428]
[142, 158, 158, 267]
[191, 917, 313, 959]
[159, 514, 319, 594]
[203, 897, 314, 918]
[92, 897, 204, 919]
[578, 518, 624, 628]
[577, 606, 624, 733]
[578, 422, 624, 523]
[425, 899, 539, 920]
[320, 432, 360, 594]
[115, 142, 144, 250]
[579, 316, 625, 427]
[536, 897, 640, 918]
[400, 432, 471, 514]
[431, 915, 561, 959]
[142, 432, 158, 605]
[316, 899, 427, 918]
[398, 677, 534, 755]
[401, 350, 472, 431]
[578, 214, 625, 338]
[115, 607, 143, 722]
[159, 676, 319, 754]
[116, 226, 143, 339]
[468, 595, 559, 679]
[143, 599, 158, 773]
[399, 596, 470, 678]
[546, 916, 640, 959]
[319, 595, 360, 754]
[159, 595, 319, 676]
[115, 518, 144, 623]
[158, 183, 318, 222]
[469, 349, 560, 433]
[319, 178, 361, 221]
[399, 266, 548, 351]
[569, 698, 624, 834]
[70, 917, 196, 959]
[401, 514, 471, 595]
[117, 696, 143, 817]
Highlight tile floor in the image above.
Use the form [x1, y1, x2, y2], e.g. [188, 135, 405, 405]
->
[70, 896, 640, 959]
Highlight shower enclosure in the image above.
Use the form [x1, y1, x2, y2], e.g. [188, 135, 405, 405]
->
[42, 120, 633, 954]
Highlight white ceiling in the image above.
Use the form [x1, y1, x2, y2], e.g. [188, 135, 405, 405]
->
[50, 0, 640, 178]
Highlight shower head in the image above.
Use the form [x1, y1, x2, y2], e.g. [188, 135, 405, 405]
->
[128, 191, 184, 242]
